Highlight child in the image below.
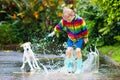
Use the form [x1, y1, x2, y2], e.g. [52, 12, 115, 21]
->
[48, 7, 88, 74]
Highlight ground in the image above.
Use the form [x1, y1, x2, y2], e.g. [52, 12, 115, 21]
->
[0, 50, 120, 80]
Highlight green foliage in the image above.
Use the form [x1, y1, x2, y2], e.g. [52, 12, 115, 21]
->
[76, 0, 120, 46]
[99, 45, 120, 62]
[114, 36, 120, 41]
[0, 0, 66, 44]
[0, 0, 120, 47]
[99, 27, 110, 35]
[0, 22, 17, 44]
[91, 0, 120, 45]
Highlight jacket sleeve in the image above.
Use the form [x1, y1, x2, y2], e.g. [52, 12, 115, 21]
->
[54, 20, 64, 37]
[81, 19, 88, 38]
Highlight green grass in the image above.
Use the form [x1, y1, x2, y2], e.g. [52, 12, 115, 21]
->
[98, 45, 120, 63]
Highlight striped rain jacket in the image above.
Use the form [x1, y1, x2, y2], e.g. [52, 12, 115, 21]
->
[54, 14, 88, 42]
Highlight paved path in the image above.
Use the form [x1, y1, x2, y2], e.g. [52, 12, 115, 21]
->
[0, 51, 119, 80]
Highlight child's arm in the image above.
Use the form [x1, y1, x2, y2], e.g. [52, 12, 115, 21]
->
[81, 19, 89, 44]
[48, 20, 64, 37]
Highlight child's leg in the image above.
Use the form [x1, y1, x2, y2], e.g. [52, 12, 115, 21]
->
[65, 38, 74, 73]
[74, 38, 83, 74]
[75, 58, 82, 74]
[65, 47, 73, 73]
[75, 48, 82, 59]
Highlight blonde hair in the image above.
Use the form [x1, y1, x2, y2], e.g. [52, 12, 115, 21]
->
[63, 7, 75, 17]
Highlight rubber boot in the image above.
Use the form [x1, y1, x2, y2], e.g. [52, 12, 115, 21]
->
[64, 58, 72, 73]
[75, 59, 82, 74]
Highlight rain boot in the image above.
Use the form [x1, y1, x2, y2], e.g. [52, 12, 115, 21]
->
[64, 58, 72, 73]
[75, 59, 82, 74]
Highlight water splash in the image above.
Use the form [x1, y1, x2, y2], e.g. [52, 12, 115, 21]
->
[29, 39, 100, 74]
[49, 45, 100, 74]
[82, 46, 99, 73]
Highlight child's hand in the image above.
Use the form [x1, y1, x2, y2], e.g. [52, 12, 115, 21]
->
[84, 38, 88, 44]
[48, 32, 55, 37]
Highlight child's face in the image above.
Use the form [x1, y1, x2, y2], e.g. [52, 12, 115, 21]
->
[62, 7, 75, 22]
[63, 14, 75, 22]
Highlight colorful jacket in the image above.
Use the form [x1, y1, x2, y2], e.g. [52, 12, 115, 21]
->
[54, 14, 88, 42]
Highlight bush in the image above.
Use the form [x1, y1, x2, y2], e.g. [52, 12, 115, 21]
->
[0, 22, 17, 44]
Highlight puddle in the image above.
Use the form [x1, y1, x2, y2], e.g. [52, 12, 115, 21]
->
[0, 51, 120, 80]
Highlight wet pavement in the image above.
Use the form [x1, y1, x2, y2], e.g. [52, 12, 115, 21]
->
[0, 51, 120, 80]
